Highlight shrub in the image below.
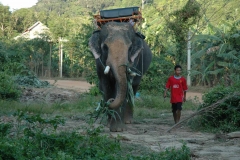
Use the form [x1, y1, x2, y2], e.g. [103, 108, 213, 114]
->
[0, 72, 21, 99]
[139, 55, 174, 93]
[88, 85, 101, 96]
[0, 112, 191, 160]
[0, 123, 12, 137]
[190, 82, 240, 133]
[13, 75, 50, 88]
[158, 144, 190, 160]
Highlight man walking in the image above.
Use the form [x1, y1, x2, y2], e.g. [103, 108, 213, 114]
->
[164, 65, 188, 124]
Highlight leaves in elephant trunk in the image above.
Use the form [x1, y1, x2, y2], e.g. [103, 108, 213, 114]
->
[127, 78, 135, 108]
[88, 99, 121, 124]
[121, 63, 141, 109]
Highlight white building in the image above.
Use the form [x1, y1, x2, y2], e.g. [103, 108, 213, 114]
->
[14, 21, 50, 40]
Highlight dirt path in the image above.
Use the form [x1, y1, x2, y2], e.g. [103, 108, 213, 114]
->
[111, 115, 240, 160]
[19, 80, 240, 159]
[46, 79, 93, 92]
[58, 112, 240, 160]
[45, 79, 203, 101]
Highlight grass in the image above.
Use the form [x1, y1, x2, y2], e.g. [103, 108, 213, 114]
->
[0, 91, 197, 120]
[136, 92, 197, 110]
[0, 91, 193, 159]
[0, 118, 191, 159]
[0, 93, 101, 116]
[0, 90, 198, 121]
[0, 100, 55, 116]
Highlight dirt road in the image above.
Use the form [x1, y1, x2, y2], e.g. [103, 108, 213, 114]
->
[45, 79, 203, 101]
[20, 79, 239, 159]
[59, 112, 240, 160]
[46, 79, 93, 92]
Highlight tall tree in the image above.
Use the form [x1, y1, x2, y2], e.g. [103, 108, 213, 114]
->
[0, 4, 11, 38]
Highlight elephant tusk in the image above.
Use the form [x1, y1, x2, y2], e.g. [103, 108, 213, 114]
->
[104, 66, 110, 74]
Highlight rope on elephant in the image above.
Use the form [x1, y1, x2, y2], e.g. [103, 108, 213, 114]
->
[141, 40, 143, 76]
[166, 92, 240, 133]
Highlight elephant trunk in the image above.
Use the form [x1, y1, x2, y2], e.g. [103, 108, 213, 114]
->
[108, 63, 127, 109]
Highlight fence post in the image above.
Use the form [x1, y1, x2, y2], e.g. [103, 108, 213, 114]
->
[187, 31, 191, 86]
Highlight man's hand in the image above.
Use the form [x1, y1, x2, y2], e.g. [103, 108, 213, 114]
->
[164, 88, 168, 98]
[184, 91, 187, 102]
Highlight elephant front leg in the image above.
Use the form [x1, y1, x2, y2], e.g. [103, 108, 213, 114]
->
[124, 84, 138, 124]
[109, 107, 126, 132]
[124, 103, 133, 124]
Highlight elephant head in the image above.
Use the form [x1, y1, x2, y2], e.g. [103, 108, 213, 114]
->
[89, 22, 144, 109]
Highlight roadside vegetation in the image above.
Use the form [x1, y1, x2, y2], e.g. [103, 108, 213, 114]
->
[0, 0, 240, 159]
[0, 92, 193, 159]
[189, 82, 240, 133]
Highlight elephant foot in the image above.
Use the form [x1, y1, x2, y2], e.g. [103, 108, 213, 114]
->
[109, 119, 126, 132]
[125, 120, 133, 124]
[124, 113, 133, 124]
[110, 127, 126, 132]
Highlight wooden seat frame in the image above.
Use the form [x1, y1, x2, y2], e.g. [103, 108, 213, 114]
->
[93, 10, 143, 29]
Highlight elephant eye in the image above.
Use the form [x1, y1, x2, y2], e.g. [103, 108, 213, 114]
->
[128, 45, 133, 53]
[102, 44, 108, 53]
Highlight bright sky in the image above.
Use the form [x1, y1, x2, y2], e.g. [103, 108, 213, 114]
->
[0, 0, 38, 11]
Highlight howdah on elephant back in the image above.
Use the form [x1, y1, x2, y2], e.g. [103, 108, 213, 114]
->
[89, 22, 152, 132]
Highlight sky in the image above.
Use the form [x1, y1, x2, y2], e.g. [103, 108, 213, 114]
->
[0, 0, 38, 11]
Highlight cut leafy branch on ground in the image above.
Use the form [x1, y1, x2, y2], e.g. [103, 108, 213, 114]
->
[167, 92, 240, 132]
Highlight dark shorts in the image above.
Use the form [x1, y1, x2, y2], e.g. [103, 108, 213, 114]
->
[172, 102, 182, 112]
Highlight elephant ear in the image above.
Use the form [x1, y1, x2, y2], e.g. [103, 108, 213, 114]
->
[89, 30, 101, 59]
[130, 36, 143, 63]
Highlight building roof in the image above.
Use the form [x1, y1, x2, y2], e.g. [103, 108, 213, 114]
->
[14, 21, 50, 40]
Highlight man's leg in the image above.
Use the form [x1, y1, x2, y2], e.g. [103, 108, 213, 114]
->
[173, 112, 177, 124]
[176, 110, 181, 123]
[172, 103, 177, 124]
[175, 103, 183, 123]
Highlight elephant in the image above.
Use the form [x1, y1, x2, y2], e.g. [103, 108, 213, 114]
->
[89, 21, 152, 132]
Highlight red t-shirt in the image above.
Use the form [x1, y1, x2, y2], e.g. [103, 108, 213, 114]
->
[166, 76, 188, 103]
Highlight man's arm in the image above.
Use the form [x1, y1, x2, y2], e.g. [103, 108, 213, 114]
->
[183, 91, 187, 102]
[164, 88, 169, 98]
[164, 77, 171, 98]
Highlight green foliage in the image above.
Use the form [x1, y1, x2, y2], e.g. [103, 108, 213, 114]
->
[13, 75, 50, 88]
[88, 86, 101, 96]
[190, 82, 240, 133]
[0, 38, 51, 97]
[158, 144, 190, 160]
[13, 110, 65, 132]
[1, 0, 240, 96]
[165, 0, 201, 63]
[1, 34, 52, 77]
[89, 99, 120, 124]
[139, 55, 173, 93]
[0, 123, 12, 137]
[0, 110, 191, 159]
[135, 90, 194, 112]
[191, 20, 240, 86]
[0, 72, 21, 99]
